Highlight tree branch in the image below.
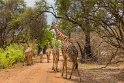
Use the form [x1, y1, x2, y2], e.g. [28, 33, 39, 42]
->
[99, 47, 119, 69]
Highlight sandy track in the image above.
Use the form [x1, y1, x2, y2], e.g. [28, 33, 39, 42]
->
[0, 56, 74, 83]
[0, 55, 123, 83]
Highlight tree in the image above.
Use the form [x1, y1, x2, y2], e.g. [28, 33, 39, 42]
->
[0, 0, 48, 49]
[0, 0, 26, 48]
[93, 0, 124, 65]
[54, 0, 124, 60]
[96, 0, 124, 50]
[58, 20, 73, 38]
[55, 0, 99, 59]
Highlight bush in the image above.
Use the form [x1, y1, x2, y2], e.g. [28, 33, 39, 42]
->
[0, 44, 24, 69]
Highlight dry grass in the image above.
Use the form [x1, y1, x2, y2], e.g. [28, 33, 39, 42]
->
[79, 63, 124, 70]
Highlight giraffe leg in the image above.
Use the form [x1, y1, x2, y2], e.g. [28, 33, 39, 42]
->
[69, 64, 75, 79]
[56, 56, 59, 72]
[61, 60, 67, 78]
[52, 63, 54, 70]
[65, 59, 67, 79]
[31, 57, 33, 65]
[40, 54, 43, 63]
[48, 52, 50, 60]
[23, 60, 25, 66]
[23, 56, 26, 66]
[52, 55, 55, 71]
[26, 55, 29, 66]
[61, 53, 66, 77]
[56, 62, 58, 72]
[47, 53, 49, 63]
[55, 57, 58, 71]
[61, 61, 64, 77]
[31, 54, 33, 65]
[29, 55, 31, 65]
[77, 67, 81, 81]
[76, 63, 81, 81]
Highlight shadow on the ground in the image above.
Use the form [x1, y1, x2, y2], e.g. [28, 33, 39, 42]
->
[60, 66, 123, 83]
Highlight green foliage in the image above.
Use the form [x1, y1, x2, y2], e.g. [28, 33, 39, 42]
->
[9, 15, 22, 28]
[56, 0, 71, 15]
[55, 0, 100, 32]
[41, 28, 53, 47]
[51, 38, 62, 48]
[0, 44, 24, 68]
[58, 20, 73, 35]
[21, 8, 34, 23]
[55, 39, 62, 48]
[59, 21, 72, 30]
[0, 0, 26, 48]
[35, 0, 48, 10]
[0, 48, 4, 53]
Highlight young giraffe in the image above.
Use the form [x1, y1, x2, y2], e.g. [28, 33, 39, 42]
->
[23, 44, 34, 66]
[52, 43, 59, 72]
[50, 22, 81, 80]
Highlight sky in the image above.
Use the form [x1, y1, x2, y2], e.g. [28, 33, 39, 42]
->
[25, 0, 55, 24]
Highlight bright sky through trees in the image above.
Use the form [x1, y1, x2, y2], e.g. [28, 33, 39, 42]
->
[25, 0, 55, 24]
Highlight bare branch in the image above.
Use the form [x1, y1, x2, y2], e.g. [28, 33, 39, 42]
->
[99, 47, 119, 69]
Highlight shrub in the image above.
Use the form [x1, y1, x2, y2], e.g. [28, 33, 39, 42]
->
[0, 44, 24, 68]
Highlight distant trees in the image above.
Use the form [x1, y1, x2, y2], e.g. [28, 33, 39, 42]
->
[0, 0, 48, 49]
[0, 0, 26, 48]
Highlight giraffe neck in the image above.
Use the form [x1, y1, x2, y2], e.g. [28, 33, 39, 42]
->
[54, 26, 68, 41]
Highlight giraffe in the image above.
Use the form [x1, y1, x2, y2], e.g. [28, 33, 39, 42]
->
[39, 50, 51, 63]
[52, 42, 60, 72]
[23, 40, 35, 66]
[23, 44, 33, 66]
[50, 22, 81, 81]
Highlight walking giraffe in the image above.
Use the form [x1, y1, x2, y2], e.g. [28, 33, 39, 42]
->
[52, 43, 59, 72]
[50, 22, 81, 80]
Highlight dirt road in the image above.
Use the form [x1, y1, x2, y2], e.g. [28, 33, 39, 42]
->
[0, 56, 75, 83]
[0, 55, 124, 83]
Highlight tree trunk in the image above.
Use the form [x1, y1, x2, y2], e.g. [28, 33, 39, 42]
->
[43, 45, 47, 54]
[0, 37, 5, 48]
[84, 31, 92, 58]
[77, 42, 85, 63]
[37, 45, 42, 56]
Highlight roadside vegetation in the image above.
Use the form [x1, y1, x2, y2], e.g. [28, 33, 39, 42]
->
[0, 0, 123, 82]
